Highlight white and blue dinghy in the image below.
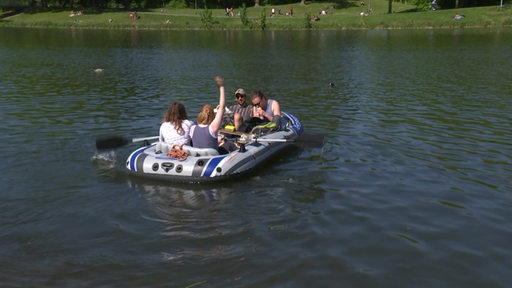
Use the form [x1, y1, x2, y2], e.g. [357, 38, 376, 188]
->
[96, 112, 321, 183]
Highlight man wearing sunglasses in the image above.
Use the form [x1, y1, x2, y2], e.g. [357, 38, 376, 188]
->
[250, 90, 280, 123]
[236, 90, 281, 133]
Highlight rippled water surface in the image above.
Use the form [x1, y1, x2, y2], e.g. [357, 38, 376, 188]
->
[1, 28, 511, 287]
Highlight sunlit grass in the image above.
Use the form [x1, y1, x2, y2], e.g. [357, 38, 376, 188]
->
[1, 1, 511, 30]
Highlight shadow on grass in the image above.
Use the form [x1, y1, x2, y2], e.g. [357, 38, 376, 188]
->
[21, 7, 154, 15]
[333, 0, 364, 9]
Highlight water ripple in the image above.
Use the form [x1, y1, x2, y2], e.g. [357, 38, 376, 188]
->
[1, 29, 512, 287]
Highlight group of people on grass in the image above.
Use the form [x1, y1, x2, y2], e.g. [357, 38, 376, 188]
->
[270, 7, 294, 17]
[159, 76, 281, 154]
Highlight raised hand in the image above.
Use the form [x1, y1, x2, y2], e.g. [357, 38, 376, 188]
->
[214, 76, 224, 87]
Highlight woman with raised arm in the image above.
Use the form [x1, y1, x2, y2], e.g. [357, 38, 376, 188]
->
[190, 76, 226, 150]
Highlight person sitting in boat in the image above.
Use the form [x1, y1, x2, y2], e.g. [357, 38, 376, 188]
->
[218, 134, 239, 154]
[159, 102, 194, 146]
[230, 88, 253, 131]
[238, 90, 281, 132]
[253, 90, 281, 122]
[190, 76, 226, 152]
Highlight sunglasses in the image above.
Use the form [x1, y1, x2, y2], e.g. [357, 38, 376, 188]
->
[236, 94, 245, 99]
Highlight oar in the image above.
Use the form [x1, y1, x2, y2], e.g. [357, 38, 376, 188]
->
[96, 135, 159, 150]
[252, 133, 325, 148]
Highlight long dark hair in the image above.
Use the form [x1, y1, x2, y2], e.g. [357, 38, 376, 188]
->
[163, 102, 188, 135]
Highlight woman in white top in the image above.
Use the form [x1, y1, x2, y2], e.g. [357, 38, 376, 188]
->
[159, 102, 194, 146]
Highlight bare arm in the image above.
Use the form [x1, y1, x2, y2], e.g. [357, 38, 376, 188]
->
[272, 100, 281, 116]
[209, 76, 225, 134]
[258, 100, 281, 121]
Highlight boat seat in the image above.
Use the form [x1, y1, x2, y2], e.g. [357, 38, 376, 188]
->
[181, 145, 219, 157]
[154, 142, 171, 155]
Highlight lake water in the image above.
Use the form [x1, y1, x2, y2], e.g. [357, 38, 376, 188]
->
[1, 27, 511, 287]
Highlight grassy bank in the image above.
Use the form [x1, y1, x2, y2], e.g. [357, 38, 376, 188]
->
[1, 1, 511, 30]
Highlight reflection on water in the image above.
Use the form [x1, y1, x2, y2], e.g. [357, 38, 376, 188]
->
[128, 179, 248, 265]
[133, 180, 224, 212]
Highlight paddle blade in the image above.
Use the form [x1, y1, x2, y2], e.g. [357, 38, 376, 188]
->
[96, 135, 131, 150]
[295, 133, 324, 148]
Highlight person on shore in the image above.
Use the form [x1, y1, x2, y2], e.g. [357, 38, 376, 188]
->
[190, 76, 226, 151]
[159, 102, 194, 146]
[453, 13, 464, 19]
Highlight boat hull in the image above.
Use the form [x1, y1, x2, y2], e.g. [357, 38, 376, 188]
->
[125, 112, 303, 183]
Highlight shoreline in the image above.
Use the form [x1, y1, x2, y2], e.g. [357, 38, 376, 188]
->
[1, 5, 511, 31]
[2, 24, 511, 31]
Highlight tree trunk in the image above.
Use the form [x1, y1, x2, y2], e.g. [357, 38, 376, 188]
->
[388, 0, 392, 13]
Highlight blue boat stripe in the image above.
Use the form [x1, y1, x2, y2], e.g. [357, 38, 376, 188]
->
[283, 112, 303, 135]
[129, 146, 150, 171]
[136, 153, 148, 172]
[203, 156, 226, 177]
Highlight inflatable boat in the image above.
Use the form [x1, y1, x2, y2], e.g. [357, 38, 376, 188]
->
[125, 112, 303, 183]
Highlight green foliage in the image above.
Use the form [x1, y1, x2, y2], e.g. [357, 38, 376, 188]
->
[410, 0, 430, 11]
[240, 3, 250, 27]
[304, 11, 312, 28]
[258, 7, 266, 30]
[3, 0, 508, 11]
[200, 7, 216, 29]
[0, 0, 26, 9]
[166, 0, 187, 8]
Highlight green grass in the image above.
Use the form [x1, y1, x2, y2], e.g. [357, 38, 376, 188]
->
[1, 1, 511, 30]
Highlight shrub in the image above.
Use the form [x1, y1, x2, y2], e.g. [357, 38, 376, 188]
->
[240, 3, 249, 27]
[258, 8, 266, 30]
[304, 12, 312, 29]
[200, 7, 217, 29]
